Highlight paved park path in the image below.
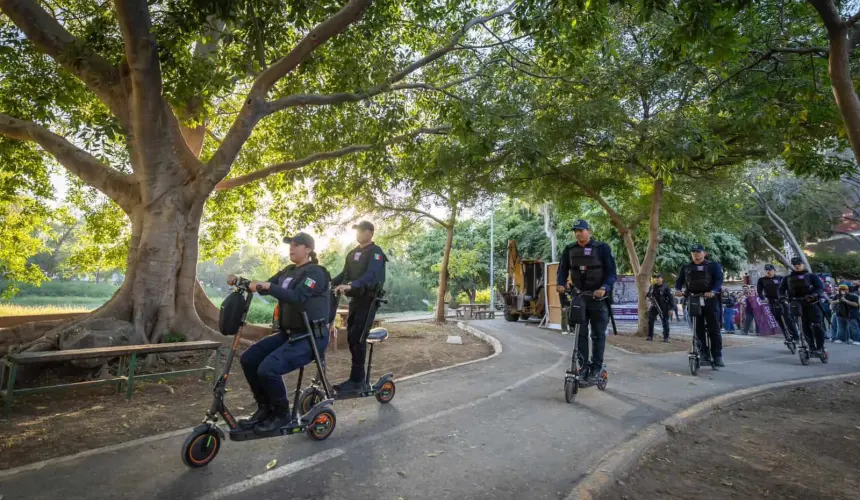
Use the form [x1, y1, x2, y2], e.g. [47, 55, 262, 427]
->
[3, 319, 860, 500]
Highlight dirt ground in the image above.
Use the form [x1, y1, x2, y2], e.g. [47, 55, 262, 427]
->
[606, 331, 756, 354]
[601, 378, 860, 500]
[0, 321, 491, 470]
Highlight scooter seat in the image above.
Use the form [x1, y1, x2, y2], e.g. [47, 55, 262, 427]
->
[366, 328, 388, 343]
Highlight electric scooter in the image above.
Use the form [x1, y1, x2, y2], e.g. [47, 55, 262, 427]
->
[687, 293, 717, 376]
[563, 289, 609, 404]
[181, 277, 337, 469]
[766, 298, 797, 354]
[298, 287, 395, 413]
[790, 298, 829, 366]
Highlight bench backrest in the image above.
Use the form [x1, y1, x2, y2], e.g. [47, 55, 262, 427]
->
[7, 340, 222, 364]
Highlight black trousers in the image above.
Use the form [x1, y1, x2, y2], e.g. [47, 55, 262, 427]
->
[647, 306, 670, 339]
[692, 297, 722, 358]
[798, 302, 826, 350]
[769, 300, 799, 341]
[346, 296, 378, 382]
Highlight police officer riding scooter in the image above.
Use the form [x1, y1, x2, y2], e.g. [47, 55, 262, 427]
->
[556, 219, 618, 387]
[332, 221, 387, 393]
[236, 232, 334, 432]
[779, 257, 829, 364]
[757, 263, 799, 352]
[675, 244, 725, 368]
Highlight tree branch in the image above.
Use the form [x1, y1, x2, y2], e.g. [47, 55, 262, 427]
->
[215, 125, 450, 191]
[266, 2, 515, 114]
[0, 114, 137, 210]
[375, 204, 449, 228]
[200, 0, 373, 195]
[268, 74, 479, 112]
[758, 233, 791, 269]
[808, 0, 843, 32]
[0, 0, 128, 126]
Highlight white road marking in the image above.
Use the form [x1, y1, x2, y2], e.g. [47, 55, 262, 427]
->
[198, 447, 345, 500]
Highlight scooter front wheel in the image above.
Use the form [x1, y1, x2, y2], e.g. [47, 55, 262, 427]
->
[181, 427, 221, 468]
[375, 381, 396, 404]
[307, 409, 336, 441]
[786, 341, 797, 355]
[689, 357, 700, 376]
[564, 377, 577, 403]
[799, 349, 810, 366]
[820, 350, 829, 364]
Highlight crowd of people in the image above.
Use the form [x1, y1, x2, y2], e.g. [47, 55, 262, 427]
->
[714, 274, 860, 344]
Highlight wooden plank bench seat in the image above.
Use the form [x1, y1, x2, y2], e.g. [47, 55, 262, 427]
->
[473, 310, 496, 320]
[1, 340, 222, 416]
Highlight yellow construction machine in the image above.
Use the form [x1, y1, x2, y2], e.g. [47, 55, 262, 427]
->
[502, 240, 546, 322]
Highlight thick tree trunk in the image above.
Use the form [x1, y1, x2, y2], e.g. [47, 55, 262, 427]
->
[828, 25, 860, 164]
[634, 179, 664, 336]
[541, 203, 558, 262]
[435, 224, 455, 323]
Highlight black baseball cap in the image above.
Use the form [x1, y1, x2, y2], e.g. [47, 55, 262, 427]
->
[654, 273, 663, 278]
[572, 219, 590, 230]
[791, 256, 804, 265]
[352, 220, 375, 232]
[690, 244, 705, 252]
[283, 232, 315, 250]
[764, 264, 775, 271]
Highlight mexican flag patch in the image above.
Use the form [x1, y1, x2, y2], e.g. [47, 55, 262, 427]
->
[374, 253, 382, 261]
[303, 277, 316, 289]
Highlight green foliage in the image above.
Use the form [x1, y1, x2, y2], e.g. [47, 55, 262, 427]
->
[0, 279, 118, 308]
[648, 230, 748, 278]
[811, 253, 860, 280]
[456, 288, 492, 304]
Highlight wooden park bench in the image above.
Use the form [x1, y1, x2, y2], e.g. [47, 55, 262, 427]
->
[473, 310, 496, 320]
[0, 341, 222, 416]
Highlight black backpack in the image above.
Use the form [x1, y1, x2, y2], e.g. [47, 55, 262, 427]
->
[219, 290, 247, 335]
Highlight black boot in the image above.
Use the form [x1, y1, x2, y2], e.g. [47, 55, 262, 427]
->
[646, 336, 653, 341]
[335, 379, 364, 393]
[254, 403, 291, 433]
[238, 403, 271, 429]
[714, 357, 725, 367]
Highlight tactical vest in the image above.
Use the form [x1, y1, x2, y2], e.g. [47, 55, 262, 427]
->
[787, 273, 810, 298]
[275, 264, 330, 332]
[568, 243, 604, 291]
[684, 261, 712, 294]
[345, 245, 374, 281]
[761, 277, 780, 298]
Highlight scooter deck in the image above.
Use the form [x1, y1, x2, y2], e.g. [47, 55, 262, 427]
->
[228, 421, 306, 441]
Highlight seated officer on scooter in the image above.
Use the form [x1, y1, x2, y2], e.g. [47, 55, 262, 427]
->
[757, 264, 799, 342]
[779, 257, 828, 356]
[332, 221, 387, 393]
[675, 244, 725, 366]
[231, 232, 332, 433]
[556, 219, 617, 383]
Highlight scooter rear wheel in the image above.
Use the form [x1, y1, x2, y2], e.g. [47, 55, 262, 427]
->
[307, 409, 336, 441]
[786, 341, 797, 355]
[181, 427, 221, 468]
[299, 388, 324, 415]
[375, 381, 396, 403]
[596, 369, 608, 391]
[564, 377, 577, 404]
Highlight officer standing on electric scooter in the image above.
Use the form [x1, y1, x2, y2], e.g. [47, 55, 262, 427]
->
[556, 220, 617, 383]
[779, 257, 828, 356]
[235, 232, 333, 433]
[332, 221, 387, 393]
[757, 264, 799, 342]
[647, 274, 673, 342]
[675, 244, 725, 366]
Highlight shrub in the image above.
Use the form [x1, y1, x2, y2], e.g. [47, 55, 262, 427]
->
[811, 253, 860, 280]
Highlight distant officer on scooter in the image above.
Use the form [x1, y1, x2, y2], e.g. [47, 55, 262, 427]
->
[332, 221, 387, 393]
[757, 264, 799, 342]
[647, 274, 673, 342]
[779, 257, 828, 356]
[233, 232, 333, 433]
[674, 244, 725, 366]
[556, 220, 618, 383]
